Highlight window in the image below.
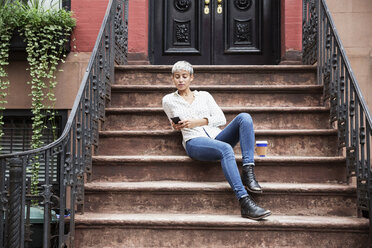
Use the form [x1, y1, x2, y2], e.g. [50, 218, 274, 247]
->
[0, 110, 68, 184]
[1, 110, 67, 154]
[22, 0, 71, 10]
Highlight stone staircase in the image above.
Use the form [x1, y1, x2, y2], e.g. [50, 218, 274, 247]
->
[75, 65, 369, 247]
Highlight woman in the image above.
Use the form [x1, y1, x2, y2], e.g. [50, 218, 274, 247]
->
[162, 61, 271, 220]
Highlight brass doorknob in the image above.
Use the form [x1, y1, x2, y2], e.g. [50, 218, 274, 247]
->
[204, 0, 210, 14]
[217, 0, 223, 14]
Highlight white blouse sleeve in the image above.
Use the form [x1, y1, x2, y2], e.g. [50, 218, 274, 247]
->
[162, 96, 174, 127]
[204, 92, 226, 127]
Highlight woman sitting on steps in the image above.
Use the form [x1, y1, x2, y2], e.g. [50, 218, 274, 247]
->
[162, 61, 271, 220]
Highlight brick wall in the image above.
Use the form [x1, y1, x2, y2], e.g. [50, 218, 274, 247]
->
[71, 0, 109, 52]
[128, 0, 149, 56]
[281, 0, 302, 61]
[71, 0, 148, 57]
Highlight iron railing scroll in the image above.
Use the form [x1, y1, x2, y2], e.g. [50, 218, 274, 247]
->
[0, 0, 128, 247]
[303, 0, 372, 244]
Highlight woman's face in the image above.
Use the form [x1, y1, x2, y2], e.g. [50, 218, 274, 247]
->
[172, 70, 194, 92]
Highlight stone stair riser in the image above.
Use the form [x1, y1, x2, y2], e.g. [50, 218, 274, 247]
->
[104, 111, 331, 131]
[84, 190, 356, 216]
[97, 134, 339, 156]
[110, 91, 322, 108]
[91, 160, 347, 184]
[75, 226, 367, 248]
[115, 70, 317, 86]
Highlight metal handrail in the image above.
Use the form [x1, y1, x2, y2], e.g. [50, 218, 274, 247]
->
[0, 0, 128, 247]
[303, 0, 372, 244]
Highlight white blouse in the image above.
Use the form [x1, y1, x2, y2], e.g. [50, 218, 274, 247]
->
[162, 90, 227, 148]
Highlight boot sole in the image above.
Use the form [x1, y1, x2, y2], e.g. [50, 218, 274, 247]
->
[245, 186, 263, 194]
[242, 211, 271, 220]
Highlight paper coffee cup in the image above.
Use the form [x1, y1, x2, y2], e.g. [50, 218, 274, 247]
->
[256, 141, 268, 157]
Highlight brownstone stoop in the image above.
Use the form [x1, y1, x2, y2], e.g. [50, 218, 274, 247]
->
[74, 65, 369, 247]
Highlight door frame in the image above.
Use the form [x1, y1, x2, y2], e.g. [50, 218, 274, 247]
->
[148, 0, 281, 65]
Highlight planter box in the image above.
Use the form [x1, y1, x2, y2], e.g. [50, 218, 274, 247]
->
[9, 31, 71, 61]
[9, 31, 27, 61]
[9, 31, 26, 51]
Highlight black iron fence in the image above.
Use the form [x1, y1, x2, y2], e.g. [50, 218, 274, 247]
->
[303, 0, 372, 243]
[0, 0, 128, 247]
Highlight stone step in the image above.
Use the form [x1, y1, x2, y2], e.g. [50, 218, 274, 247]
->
[75, 213, 368, 248]
[91, 155, 347, 184]
[97, 129, 339, 157]
[83, 181, 356, 217]
[104, 107, 331, 131]
[115, 65, 317, 86]
[109, 85, 323, 108]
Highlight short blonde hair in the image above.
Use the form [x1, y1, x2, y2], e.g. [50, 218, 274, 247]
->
[172, 61, 193, 75]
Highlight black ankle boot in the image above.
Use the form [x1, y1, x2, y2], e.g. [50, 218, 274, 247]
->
[241, 164, 262, 193]
[239, 195, 271, 220]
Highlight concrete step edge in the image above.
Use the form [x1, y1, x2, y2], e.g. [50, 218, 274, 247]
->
[84, 181, 355, 194]
[111, 85, 322, 92]
[75, 213, 368, 231]
[105, 106, 330, 113]
[92, 155, 345, 164]
[115, 65, 317, 72]
[99, 129, 338, 137]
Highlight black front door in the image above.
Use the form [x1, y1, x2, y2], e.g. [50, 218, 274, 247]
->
[150, 0, 280, 65]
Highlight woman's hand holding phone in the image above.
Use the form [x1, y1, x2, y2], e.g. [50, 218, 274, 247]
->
[171, 118, 208, 130]
[171, 117, 181, 124]
[171, 117, 182, 130]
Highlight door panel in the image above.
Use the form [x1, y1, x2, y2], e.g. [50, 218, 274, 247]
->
[163, 0, 203, 54]
[223, 0, 261, 53]
[153, 0, 211, 64]
[214, 0, 277, 64]
[150, 0, 280, 65]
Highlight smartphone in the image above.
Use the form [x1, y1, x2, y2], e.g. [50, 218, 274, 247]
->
[171, 116, 181, 124]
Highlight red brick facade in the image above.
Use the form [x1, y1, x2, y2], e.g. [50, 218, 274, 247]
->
[128, 0, 149, 56]
[72, 0, 302, 62]
[281, 0, 302, 58]
[71, 0, 109, 52]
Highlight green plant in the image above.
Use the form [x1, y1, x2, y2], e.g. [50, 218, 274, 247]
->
[26, 0, 59, 9]
[21, 2, 75, 195]
[0, 0, 76, 196]
[0, 2, 17, 147]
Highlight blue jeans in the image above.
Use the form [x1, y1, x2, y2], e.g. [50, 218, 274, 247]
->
[185, 113, 255, 199]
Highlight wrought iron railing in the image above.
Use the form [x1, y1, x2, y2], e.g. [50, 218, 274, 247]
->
[0, 0, 128, 247]
[303, 0, 372, 242]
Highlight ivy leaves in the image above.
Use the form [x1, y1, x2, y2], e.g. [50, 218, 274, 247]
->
[22, 5, 75, 196]
[0, 1, 76, 196]
[0, 3, 15, 145]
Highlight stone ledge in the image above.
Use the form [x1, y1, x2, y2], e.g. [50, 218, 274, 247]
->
[92, 155, 345, 164]
[75, 213, 368, 231]
[115, 65, 317, 72]
[110, 84, 323, 92]
[84, 181, 355, 195]
[106, 106, 330, 114]
[99, 129, 338, 137]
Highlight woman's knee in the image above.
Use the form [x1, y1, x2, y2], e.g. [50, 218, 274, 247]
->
[237, 113, 253, 124]
[220, 143, 235, 158]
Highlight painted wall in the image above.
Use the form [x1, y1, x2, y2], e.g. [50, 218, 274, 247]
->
[5, 53, 90, 109]
[327, 0, 372, 112]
